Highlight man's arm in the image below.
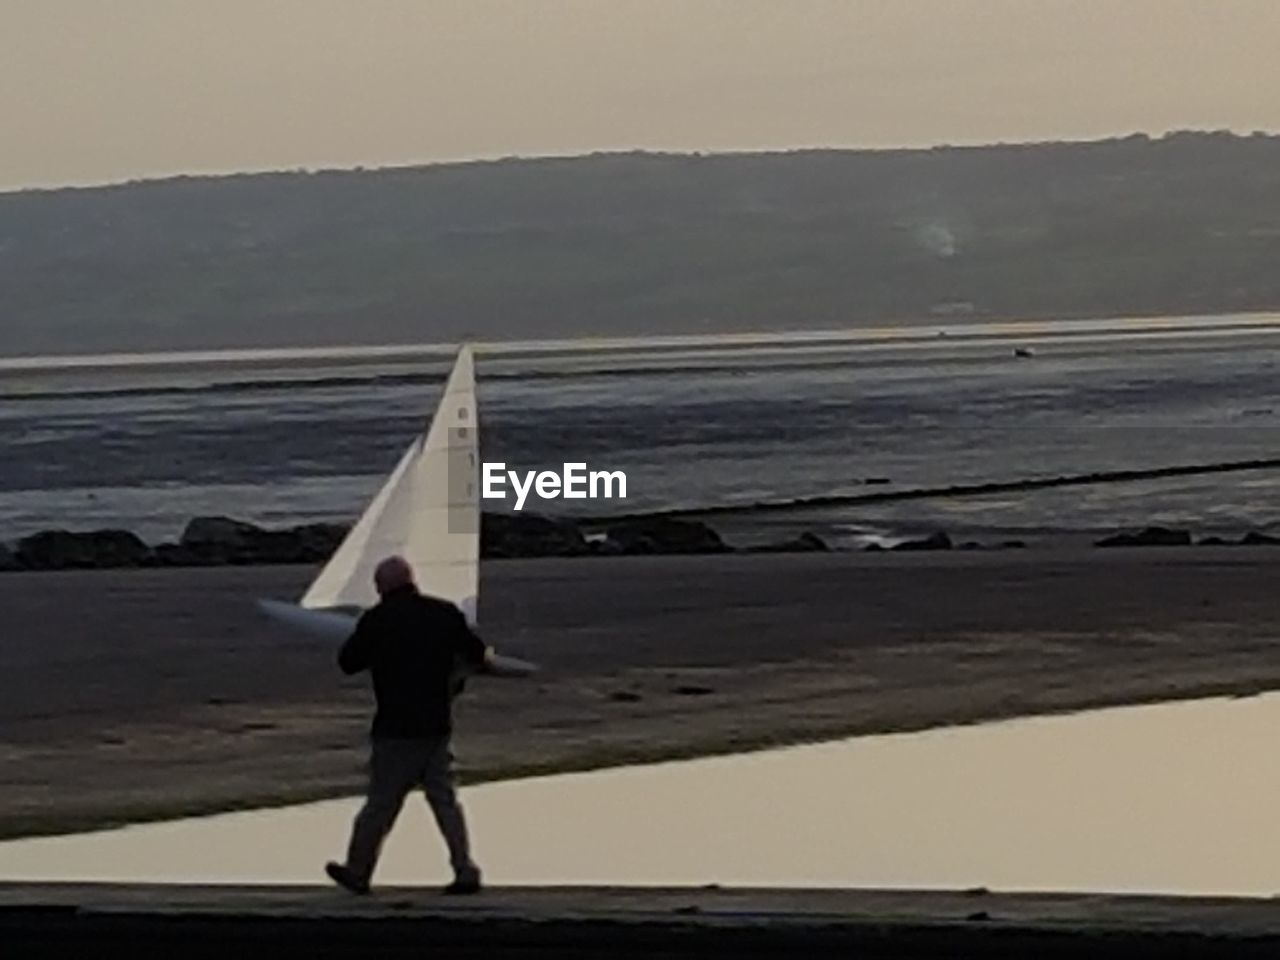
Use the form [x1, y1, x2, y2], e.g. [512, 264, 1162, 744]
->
[338, 610, 376, 675]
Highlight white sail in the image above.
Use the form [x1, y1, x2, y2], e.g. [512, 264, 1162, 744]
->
[299, 345, 479, 620]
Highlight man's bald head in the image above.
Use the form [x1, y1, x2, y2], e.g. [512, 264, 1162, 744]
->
[374, 556, 415, 596]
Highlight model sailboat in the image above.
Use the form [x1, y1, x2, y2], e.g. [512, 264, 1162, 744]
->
[259, 345, 533, 676]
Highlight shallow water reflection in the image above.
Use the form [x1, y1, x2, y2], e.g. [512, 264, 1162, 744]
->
[3, 694, 1278, 895]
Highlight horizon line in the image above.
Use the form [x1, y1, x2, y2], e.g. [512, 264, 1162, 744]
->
[3, 126, 1276, 198]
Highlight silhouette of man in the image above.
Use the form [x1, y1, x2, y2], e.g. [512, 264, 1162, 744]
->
[325, 556, 489, 895]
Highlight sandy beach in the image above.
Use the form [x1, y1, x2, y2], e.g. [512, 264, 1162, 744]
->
[3, 548, 1279, 839]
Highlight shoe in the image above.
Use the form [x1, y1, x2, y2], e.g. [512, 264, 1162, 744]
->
[325, 861, 370, 895]
[443, 873, 482, 896]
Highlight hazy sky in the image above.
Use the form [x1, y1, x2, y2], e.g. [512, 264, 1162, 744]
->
[3, 0, 1280, 191]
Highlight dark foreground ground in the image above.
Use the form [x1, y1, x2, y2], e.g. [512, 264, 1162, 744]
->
[3, 549, 1280, 838]
[2, 883, 1277, 958]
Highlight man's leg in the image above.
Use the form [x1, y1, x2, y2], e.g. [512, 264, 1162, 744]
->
[421, 737, 481, 889]
[341, 739, 418, 887]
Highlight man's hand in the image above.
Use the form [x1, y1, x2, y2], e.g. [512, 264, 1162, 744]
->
[482, 647, 539, 678]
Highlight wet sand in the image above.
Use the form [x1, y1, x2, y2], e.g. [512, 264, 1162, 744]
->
[3, 548, 1280, 839]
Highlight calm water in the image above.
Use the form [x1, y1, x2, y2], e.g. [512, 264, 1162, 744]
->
[2, 316, 1280, 546]
[3, 693, 1278, 896]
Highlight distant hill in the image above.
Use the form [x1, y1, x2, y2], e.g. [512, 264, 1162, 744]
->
[4, 130, 1280, 356]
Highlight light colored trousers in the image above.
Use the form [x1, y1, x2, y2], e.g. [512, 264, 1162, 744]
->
[345, 736, 479, 884]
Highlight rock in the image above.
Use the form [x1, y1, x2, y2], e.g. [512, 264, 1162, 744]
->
[289, 522, 349, 556]
[1095, 526, 1192, 548]
[999, 540, 1027, 549]
[672, 684, 715, 696]
[891, 531, 953, 552]
[482, 512, 587, 558]
[149, 542, 208, 566]
[179, 516, 347, 564]
[0, 541, 18, 571]
[1239, 530, 1280, 546]
[180, 515, 264, 550]
[862, 542, 885, 552]
[14, 528, 151, 569]
[177, 517, 249, 562]
[586, 535, 626, 556]
[864, 477, 892, 486]
[745, 531, 830, 553]
[601, 517, 728, 555]
[608, 690, 642, 703]
[1198, 536, 1229, 546]
[959, 541, 984, 551]
[250, 529, 339, 564]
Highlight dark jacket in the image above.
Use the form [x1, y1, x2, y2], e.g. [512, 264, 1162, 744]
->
[338, 585, 487, 738]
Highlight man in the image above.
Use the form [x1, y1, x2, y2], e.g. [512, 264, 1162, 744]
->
[324, 555, 490, 895]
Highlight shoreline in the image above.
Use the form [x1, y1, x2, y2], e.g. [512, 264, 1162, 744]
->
[4, 550, 1280, 840]
[3, 492, 1278, 573]
[4, 309, 1278, 379]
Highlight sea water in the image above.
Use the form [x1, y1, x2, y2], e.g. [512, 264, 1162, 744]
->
[1, 317, 1279, 547]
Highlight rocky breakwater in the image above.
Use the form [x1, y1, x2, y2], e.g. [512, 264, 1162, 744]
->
[155, 517, 351, 566]
[1095, 526, 1280, 548]
[8, 529, 151, 570]
[1095, 526, 1193, 547]
[594, 517, 730, 555]
[0, 513, 823, 572]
